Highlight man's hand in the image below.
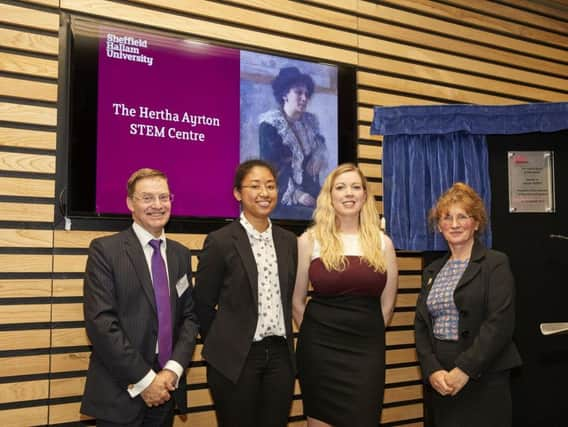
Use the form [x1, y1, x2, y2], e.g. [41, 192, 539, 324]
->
[140, 370, 177, 407]
[157, 369, 178, 392]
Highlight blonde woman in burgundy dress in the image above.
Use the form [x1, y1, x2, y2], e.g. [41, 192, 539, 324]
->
[293, 163, 399, 427]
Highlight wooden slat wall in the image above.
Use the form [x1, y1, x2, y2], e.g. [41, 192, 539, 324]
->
[0, 0, 566, 425]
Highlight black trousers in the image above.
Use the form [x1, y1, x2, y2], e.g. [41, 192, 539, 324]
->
[207, 336, 295, 427]
[96, 399, 174, 427]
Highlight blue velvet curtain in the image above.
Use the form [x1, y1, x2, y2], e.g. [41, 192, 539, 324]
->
[372, 102, 568, 251]
[382, 132, 491, 251]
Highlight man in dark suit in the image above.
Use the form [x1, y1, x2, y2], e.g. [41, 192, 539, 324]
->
[81, 168, 199, 426]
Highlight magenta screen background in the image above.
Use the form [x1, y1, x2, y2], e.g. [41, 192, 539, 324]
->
[96, 29, 240, 218]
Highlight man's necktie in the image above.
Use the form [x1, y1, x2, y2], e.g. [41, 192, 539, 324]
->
[149, 239, 172, 368]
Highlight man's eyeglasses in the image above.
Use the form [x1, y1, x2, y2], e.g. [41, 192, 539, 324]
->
[132, 193, 174, 204]
[440, 214, 472, 225]
[241, 183, 277, 193]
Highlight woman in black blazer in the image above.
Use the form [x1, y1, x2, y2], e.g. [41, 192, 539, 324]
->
[415, 182, 522, 427]
[194, 159, 298, 427]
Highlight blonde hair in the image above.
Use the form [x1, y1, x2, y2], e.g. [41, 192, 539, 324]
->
[429, 182, 488, 235]
[310, 163, 386, 272]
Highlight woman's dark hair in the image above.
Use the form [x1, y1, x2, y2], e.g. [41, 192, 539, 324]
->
[233, 159, 278, 190]
[271, 66, 315, 106]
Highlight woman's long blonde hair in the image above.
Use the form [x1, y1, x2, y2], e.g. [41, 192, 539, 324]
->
[311, 163, 386, 272]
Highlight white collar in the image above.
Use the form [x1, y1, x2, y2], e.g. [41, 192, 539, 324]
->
[132, 222, 167, 248]
[239, 212, 272, 241]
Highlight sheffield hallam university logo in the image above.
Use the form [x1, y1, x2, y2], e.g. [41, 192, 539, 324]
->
[106, 33, 154, 66]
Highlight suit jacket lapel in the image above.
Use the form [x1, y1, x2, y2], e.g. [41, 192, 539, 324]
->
[124, 228, 157, 314]
[455, 240, 486, 292]
[232, 222, 259, 308]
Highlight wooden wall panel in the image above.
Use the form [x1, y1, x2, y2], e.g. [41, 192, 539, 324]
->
[0, 2, 59, 31]
[441, 0, 568, 40]
[381, 403, 423, 423]
[131, 0, 359, 48]
[186, 388, 213, 407]
[0, 27, 58, 55]
[0, 406, 48, 427]
[52, 278, 83, 297]
[358, 69, 565, 103]
[50, 377, 86, 398]
[0, 151, 55, 174]
[0, 279, 51, 298]
[399, 275, 421, 289]
[0, 202, 54, 222]
[60, 0, 358, 65]
[50, 352, 90, 373]
[1, 0, 566, 425]
[357, 1, 568, 58]
[0, 354, 50, 377]
[0, 76, 57, 102]
[356, 17, 568, 77]
[51, 302, 83, 322]
[389, 311, 416, 327]
[386, 348, 418, 365]
[500, 0, 568, 19]
[386, 330, 415, 346]
[0, 380, 49, 404]
[0, 176, 54, 198]
[0, 329, 50, 351]
[0, 229, 52, 247]
[0, 53, 57, 80]
[384, 384, 422, 403]
[0, 303, 51, 324]
[174, 411, 218, 427]
[0, 254, 52, 272]
[53, 254, 87, 273]
[51, 328, 89, 348]
[0, 127, 56, 150]
[48, 402, 91, 425]
[386, 366, 422, 384]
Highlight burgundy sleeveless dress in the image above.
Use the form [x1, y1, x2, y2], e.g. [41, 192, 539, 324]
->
[297, 236, 387, 426]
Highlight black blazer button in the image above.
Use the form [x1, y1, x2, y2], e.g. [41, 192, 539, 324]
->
[461, 330, 470, 338]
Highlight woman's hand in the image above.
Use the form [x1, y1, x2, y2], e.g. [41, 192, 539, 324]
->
[445, 367, 469, 396]
[305, 156, 324, 176]
[429, 370, 454, 396]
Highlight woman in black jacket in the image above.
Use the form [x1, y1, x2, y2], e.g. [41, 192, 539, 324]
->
[415, 182, 522, 427]
[194, 159, 298, 427]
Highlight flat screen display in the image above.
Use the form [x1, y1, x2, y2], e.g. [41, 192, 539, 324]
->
[63, 17, 355, 225]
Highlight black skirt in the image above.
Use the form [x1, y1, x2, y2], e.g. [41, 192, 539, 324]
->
[296, 294, 385, 427]
[424, 339, 513, 427]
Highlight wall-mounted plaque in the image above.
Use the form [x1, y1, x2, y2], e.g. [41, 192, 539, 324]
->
[508, 151, 555, 213]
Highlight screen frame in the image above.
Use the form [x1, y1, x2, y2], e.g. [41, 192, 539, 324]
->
[55, 14, 357, 234]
